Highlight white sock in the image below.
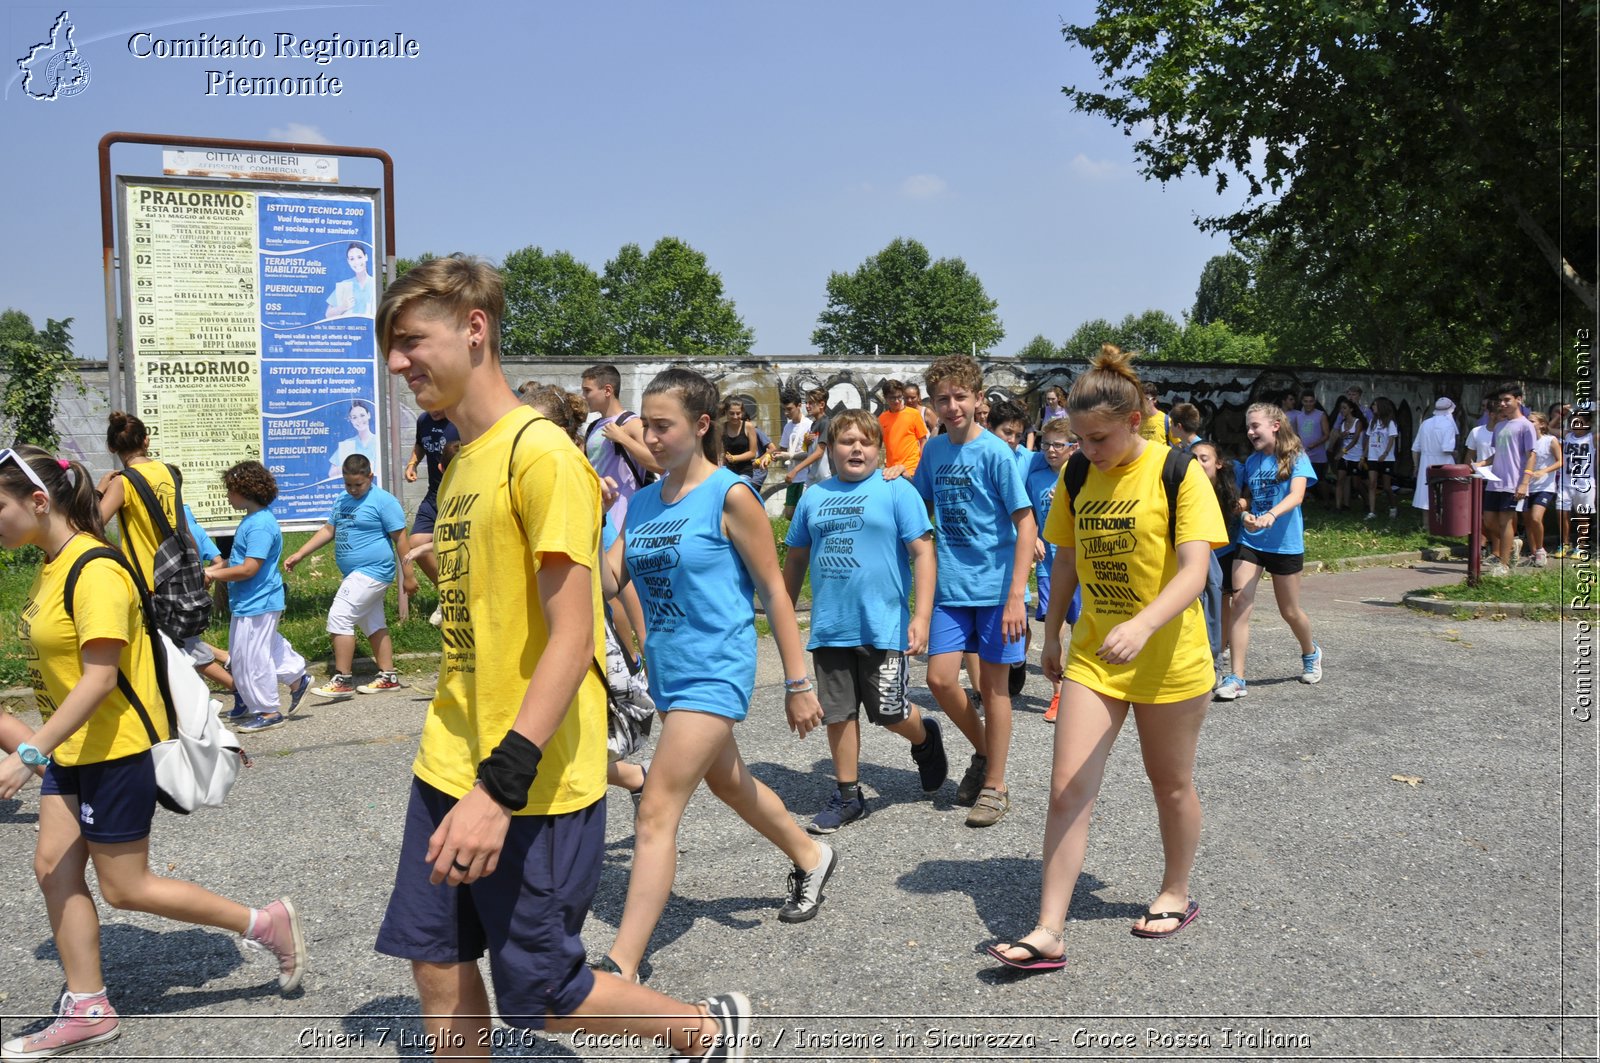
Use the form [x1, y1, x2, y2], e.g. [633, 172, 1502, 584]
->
[244, 907, 262, 939]
[66, 988, 107, 1004]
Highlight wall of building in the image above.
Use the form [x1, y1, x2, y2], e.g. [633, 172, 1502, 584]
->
[46, 357, 1566, 522]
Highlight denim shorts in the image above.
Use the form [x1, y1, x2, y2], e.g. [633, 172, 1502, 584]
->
[374, 778, 604, 1028]
[928, 602, 1025, 664]
[41, 750, 157, 844]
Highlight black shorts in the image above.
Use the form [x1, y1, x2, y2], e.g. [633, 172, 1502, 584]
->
[1482, 491, 1523, 513]
[1218, 550, 1237, 595]
[1233, 542, 1304, 577]
[411, 495, 439, 537]
[1367, 461, 1395, 477]
[814, 646, 910, 726]
[1342, 459, 1364, 476]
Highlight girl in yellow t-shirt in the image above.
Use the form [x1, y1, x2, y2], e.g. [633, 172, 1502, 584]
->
[0, 445, 305, 1061]
[984, 345, 1226, 972]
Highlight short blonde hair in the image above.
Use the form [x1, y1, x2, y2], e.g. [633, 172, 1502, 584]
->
[377, 254, 504, 358]
[826, 408, 882, 446]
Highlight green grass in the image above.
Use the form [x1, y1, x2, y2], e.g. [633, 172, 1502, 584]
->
[1300, 500, 1455, 562]
[1410, 563, 1580, 614]
[0, 532, 443, 689]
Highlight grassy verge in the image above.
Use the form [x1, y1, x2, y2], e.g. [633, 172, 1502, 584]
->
[1300, 501, 1455, 563]
[1408, 563, 1581, 619]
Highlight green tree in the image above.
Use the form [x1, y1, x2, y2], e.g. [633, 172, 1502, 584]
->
[1115, 310, 1181, 358]
[0, 313, 83, 450]
[500, 246, 615, 359]
[812, 237, 1004, 357]
[1060, 318, 1120, 362]
[602, 238, 753, 358]
[1063, 0, 1593, 375]
[1191, 253, 1252, 327]
[1166, 320, 1270, 365]
[394, 253, 436, 278]
[1016, 334, 1060, 360]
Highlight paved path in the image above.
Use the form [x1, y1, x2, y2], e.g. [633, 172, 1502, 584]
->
[0, 563, 1590, 1061]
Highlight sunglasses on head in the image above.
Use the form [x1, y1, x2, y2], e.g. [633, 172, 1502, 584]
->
[0, 448, 50, 497]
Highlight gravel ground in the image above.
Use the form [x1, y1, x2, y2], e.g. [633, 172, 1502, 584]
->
[0, 563, 1591, 1061]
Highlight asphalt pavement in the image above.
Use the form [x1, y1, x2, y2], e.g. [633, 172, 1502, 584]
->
[0, 561, 1592, 1061]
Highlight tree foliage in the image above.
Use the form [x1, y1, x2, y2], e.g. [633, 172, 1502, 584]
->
[1016, 334, 1060, 360]
[1192, 253, 1252, 327]
[812, 238, 1004, 357]
[0, 313, 83, 450]
[500, 247, 614, 359]
[601, 238, 753, 358]
[1063, 1, 1594, 376]
[1060, 318, 1120, 363]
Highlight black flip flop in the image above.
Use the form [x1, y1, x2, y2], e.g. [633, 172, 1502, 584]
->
[1130, 899, 1200, 939]
[984, 939, 1067, 971]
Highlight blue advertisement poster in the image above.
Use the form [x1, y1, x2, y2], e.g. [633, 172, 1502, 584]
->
[256, 191, 383, 520]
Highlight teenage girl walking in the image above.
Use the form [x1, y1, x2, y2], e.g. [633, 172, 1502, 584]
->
[1216, 404, 1322, 700]
[1521, 413, 1562, 567]
[1363, 397, 1399, 520]
[1190, 441, 1241, 673]
[0, 446, 304, 1061]
[1329, 397, 1366, 512]
[595, 368, 836, 983]
[984, 346, 1226, 970]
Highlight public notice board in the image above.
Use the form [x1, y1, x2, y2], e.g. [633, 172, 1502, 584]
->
[121, 179, 384, 526]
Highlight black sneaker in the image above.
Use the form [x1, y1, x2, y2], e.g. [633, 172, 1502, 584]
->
[675, 991, 752, 1061]
[777, 842, 837, 924]
[1008, 661, 1026, 696]
[910, 717, 949, 792]
[955, 753, 988, 806]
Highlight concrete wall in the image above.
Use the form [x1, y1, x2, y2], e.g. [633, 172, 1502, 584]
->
[44, 357, 1566, 522]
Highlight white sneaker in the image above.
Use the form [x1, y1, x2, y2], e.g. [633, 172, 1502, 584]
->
[1300, 644, 1324, 684]
[1533, 549, 1549, 568]
[428, 607, 443, 627]
[1486, 561, 1511, 577]
[1388, 507, 1397, 519]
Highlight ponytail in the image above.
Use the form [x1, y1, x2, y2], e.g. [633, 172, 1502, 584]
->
[1067, 344, 1144, 421]
[645, 367, 722, 464]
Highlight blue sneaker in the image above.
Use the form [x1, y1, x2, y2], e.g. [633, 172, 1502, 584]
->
[286, 674, 311, 715]
[807, 790, 868, 835]
[224, 695, 250, 722]
[1214, 674, 1248, 701]
[1300, 644, 1324, 684]
[238, 711, 285, 733]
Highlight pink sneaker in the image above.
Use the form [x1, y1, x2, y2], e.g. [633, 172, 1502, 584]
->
[1, 990, 120, 1059]
[244, 897, 307, 992]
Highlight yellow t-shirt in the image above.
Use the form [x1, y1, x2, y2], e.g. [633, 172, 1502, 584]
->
[1042, 443, 1227, 703]
[20, 535, 167, 766]
[115, 461, 179, 593]
[413, 407, 608, 815]
[1138, 409, 1178, 446]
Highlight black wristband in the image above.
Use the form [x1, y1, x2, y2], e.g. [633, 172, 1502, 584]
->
[475, 731, 543, 812]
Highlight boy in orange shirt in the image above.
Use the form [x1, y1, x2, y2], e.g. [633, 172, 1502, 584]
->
[878, 378, 930, 476]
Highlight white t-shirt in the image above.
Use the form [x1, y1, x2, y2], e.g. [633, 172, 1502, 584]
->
[1365, 419, 1397, 461]
[1465, 424, 1495, 464]
[780, 415, 814, 484]
[1529, 435, 1560, 494]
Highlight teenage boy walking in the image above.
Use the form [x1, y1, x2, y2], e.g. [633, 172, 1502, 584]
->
[373, 255, 751, 1060]
[285, 454, 416, 697]
[580, 363, 661, 529]
[782, 410, 946, 834]
[911, 355, 1037, 828]
[1482, 383, 1538, 575]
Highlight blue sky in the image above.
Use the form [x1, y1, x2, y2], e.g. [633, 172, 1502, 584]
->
[3, 1, 1244, 357]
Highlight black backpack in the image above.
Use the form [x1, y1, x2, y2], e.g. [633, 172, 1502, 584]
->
[584, 410, 658, 487]
[1060, 446, 1198, 546]
[118, 465, 213, 642]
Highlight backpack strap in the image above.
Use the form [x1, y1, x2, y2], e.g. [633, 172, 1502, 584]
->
[505, 414, 609, 689]
[118, 464, 199, 594]
[1160, 447, 1197, 546]
[585, 410, 650, 486]
[62, 546, 175, 744]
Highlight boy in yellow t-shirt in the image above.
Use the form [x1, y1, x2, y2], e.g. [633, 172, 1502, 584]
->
[373, 255, 751, 1060]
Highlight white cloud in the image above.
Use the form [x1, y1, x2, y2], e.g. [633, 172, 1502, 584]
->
[268, 122, 331, 145]
[1069, 153, 1119, 180]
[899, 173, 948, 200]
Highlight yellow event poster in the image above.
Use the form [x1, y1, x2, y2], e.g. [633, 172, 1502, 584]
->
[124, 184, 263, 522]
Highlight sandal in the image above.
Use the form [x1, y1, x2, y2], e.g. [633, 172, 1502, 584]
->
[985, 924, 1066, 971]
[1130, 899, 1200, 939]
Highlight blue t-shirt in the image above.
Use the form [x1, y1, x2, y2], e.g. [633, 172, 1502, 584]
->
[229, 507, 285, 616]
[625, 468, 758, 720]
[415, 411, 460, 500]
[330, 486, 407, 581]
[786, 474, 931, 651]
[182, 504, 220, 563]
[911, 431, 1030, 607]
[1236, 451, 1317, 555]
[1024, 451, 1060, 569]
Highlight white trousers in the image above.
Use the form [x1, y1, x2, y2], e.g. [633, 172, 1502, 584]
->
[229, 611, 307, 713]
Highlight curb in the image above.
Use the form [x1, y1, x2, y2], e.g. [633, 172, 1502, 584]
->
[1401, 592, 1584, 619]
[1304, 550, 1426, 574]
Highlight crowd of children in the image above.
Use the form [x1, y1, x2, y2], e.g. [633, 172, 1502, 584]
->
[0, 274, 1590, 1060]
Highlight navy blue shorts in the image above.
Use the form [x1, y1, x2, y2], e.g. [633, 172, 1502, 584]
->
[1482, 490, 1523, 513]
[411, 495, 439, 538]
[41, 750, 157, 844]
[1528, 491, 1556, 510]
[374, 778, 604, 1028]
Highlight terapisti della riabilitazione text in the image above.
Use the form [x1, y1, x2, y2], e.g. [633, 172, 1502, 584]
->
[127, 31, 422, 96]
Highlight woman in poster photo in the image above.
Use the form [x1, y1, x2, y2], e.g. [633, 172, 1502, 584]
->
[326, 399, 380, 482]
[326, 242, 375, 319]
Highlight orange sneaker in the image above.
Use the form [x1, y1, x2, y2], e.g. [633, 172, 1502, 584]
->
[1043, 690, 1060, 723]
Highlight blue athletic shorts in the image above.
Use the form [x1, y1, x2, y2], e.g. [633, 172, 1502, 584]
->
[928, 602, 1025, 664]
[411, 495, 439, 538]
[41, 750, 157, 844]
[374, 778, 604, 1028]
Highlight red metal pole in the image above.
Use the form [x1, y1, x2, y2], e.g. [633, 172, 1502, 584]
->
[1467, 477, 1484, 587]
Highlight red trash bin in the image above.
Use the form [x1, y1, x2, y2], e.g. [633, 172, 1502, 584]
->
[1427, 464, 1475, 536]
